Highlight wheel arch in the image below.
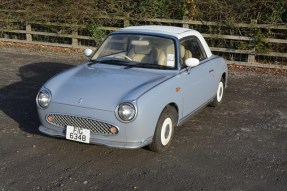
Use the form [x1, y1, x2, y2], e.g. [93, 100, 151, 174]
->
[166, 102, 179, 127]
[221, 72, 227, 87]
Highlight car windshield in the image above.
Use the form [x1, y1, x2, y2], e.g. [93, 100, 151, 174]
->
[91, 34, 176, 69]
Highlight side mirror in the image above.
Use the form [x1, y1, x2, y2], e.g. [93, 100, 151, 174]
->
[84, 48, 93, 58]
[185, 58, 200, 68]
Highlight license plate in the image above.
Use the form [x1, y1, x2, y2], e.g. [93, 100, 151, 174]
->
[66, 126, 90, 144]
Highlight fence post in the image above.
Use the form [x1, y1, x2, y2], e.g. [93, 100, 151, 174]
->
[26, 23, 32, 42]
[248, 19, 257, 63]
[72, 30, 78, 48]
[248, 49, 256, 63]
[124, 14, 130, 27]
[182, 16, 189, 28]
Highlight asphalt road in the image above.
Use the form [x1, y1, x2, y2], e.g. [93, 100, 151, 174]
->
[0, 48, 286, 191]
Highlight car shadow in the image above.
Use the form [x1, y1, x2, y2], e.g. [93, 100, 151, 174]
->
[0, 62, 75, 135]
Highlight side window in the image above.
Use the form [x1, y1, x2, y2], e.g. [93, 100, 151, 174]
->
[180, 37, 207, 68]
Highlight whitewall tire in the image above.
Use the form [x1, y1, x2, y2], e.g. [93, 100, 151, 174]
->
[149, 106, 177, 152]
[210, 78, 225, 107]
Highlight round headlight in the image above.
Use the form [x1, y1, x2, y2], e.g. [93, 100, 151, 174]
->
[116, 102, 136, 122]
[37, 89, 51, 109]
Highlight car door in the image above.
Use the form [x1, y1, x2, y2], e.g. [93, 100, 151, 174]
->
[179, 37, 215, 118]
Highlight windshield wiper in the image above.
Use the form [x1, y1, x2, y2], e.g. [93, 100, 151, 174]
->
[124, 63, 172, 69]
[88, 58, 134, 66]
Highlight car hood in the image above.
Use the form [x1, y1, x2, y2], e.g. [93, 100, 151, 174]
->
[44, 64, 175, 111]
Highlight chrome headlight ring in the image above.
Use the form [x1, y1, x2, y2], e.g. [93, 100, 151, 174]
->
[115, 102, 137, 123]
[36, 88, 52, 109]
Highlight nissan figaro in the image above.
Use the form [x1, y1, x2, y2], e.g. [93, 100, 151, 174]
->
[36, 25, 228, 152]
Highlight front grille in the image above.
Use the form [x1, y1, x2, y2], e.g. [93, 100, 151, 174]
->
[46, 114, 117, 135]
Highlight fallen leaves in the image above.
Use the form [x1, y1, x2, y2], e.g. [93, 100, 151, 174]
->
[228, 64, 287, 75]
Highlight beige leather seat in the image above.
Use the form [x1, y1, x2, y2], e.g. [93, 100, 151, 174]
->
[157, 44, 175, 66]
[128, 44, 156, 63]
[185, 50, 192, 59]
[180, 45, 193, 67]
[180, 45, 186, 61]
[155, 45, 192, 67]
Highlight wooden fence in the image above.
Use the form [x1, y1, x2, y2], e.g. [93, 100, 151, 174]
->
[0, 16, 286, 69]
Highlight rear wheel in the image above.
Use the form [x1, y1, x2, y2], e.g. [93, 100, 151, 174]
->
[210, 78, 224, 107]
[149, 106, 177, 152]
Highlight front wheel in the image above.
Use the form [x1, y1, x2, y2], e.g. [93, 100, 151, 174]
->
[209, 78, 225, 107]
[149, 106, 177, 152]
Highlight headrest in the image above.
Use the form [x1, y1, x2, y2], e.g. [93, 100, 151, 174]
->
[134, 45, 152, 55]
[180, 45, 185, 59]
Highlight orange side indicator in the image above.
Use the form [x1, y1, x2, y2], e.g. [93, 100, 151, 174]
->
[110, 127, 118, 134]
[176, 87, 181, 92]
[47, 115, 55, 122]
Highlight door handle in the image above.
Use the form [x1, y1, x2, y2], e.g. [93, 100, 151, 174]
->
[209, 69, 214, 73]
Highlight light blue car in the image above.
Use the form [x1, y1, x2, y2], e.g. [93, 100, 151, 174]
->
[36, 26, 228, 152]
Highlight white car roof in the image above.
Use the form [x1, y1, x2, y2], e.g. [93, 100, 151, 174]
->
[121, 25, 198, 39]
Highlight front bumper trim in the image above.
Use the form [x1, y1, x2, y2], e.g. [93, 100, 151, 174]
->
[38, 125, 152, 149]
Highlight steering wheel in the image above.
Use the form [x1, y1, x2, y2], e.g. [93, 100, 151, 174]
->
[114, 54, 132, 61]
